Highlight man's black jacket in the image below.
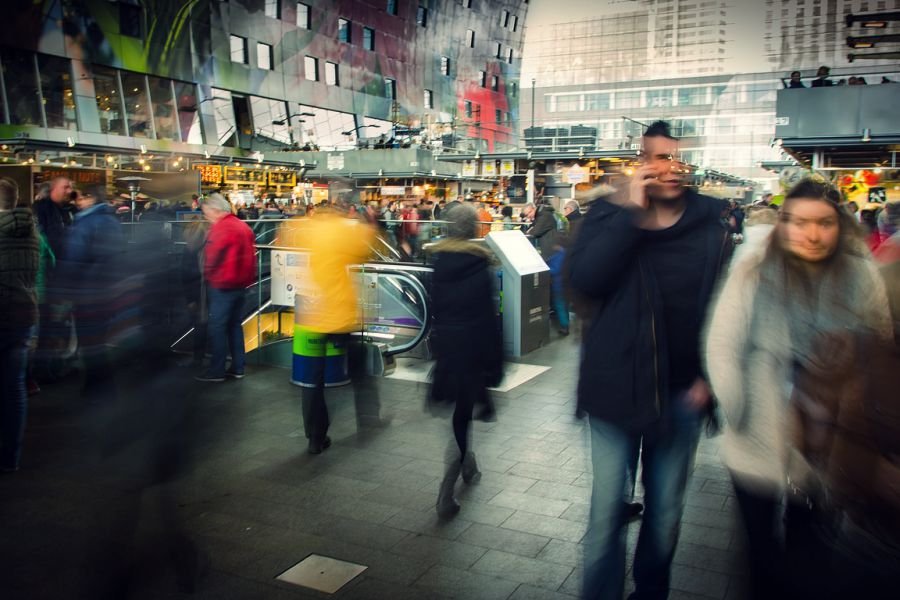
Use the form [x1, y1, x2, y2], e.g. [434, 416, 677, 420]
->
[567, 189, 730, 432]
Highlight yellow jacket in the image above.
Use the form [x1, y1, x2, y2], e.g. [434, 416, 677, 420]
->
[278, 211, 374, 333]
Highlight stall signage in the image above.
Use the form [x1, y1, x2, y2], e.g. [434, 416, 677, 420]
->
[223, 166, 265, 184]
[500, 160, 515, 177]
[327, 154, 345, 170]
[193, 164, 222, 185]
[482, 161, 497, 177]
[462, 160, 477, 177]
[381, 186, 406, 196]
[268, 171, 296, 186]
[566, 164, 586, 184]
[37, 168, 105, 185]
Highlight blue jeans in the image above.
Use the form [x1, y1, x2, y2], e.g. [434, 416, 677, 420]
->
[1, 326, 35, 470]
[207, 287, 245, 377]
[583, 390, 703, 600]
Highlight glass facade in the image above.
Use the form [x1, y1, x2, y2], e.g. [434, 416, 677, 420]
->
[121, 71, 152, 137]
[93, 65, 126, 136]
[38, 54, 76, 130]
[147, 76, 178, 141]
[2, 50, 41, 126]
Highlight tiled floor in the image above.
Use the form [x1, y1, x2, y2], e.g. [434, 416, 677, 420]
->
[0, 333, 750, 599]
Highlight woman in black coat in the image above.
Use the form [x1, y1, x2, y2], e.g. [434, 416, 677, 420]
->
[428, 202, 503, 518]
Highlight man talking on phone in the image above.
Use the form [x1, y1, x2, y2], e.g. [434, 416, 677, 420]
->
[568, 121, 731, 600]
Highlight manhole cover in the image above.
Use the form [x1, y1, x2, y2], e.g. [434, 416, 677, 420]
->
[276, 554, 368, 594]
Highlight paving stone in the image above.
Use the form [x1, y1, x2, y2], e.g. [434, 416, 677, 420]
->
[508, 462, 582, 485]
[384, 507, 474, 540]
[674, 542, 748, 576]
[670, 564, 730, 599]
[391, 533, 487, 569]
[678, 523, 733, 551]
[526, 480, 591, 504]
[488, 489, 572, 517]
[559, 502, 590, 523]
[413, 564, 520, 600]
[458, 523, 551, 558]
[471, 549, 574, 590]
[338, 576, 454, 600]
[454, 499, 516, 527]
[536, 539, 584, 567]
[559, 567, 584, 597]
[501, 511, 588, 543]
[684, 491, 729, 511]
[509, 583, 579, 599]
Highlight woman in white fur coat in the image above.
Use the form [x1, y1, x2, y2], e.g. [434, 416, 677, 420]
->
[704, 178, 892, 600]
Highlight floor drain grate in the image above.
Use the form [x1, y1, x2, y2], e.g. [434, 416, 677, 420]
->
[275, 554, 368, 594]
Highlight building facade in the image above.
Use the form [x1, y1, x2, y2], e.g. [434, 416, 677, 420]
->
[521, 0, 900, 189]
[0, 0, 528, 182]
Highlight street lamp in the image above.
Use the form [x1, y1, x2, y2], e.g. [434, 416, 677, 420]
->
[341, 124, 378, 137]
[178, 96, 229, 112]
[116, 176, 151, 224]
[272, 112, 316, 125]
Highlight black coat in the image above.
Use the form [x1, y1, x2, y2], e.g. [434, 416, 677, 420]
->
[567, 190, 730, 431]
[428, 240, 503, 403]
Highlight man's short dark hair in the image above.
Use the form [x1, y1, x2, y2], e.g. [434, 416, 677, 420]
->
[643, 120, 675, 140]
[0, 177, 19, 210]
[81, 183, 107, 204]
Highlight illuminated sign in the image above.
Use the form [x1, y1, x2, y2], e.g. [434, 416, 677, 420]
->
[193, 164, 222, 185]
[223, 167, 266, 184]
[268, 171, 297, 186]
[38, 168, 105, 185]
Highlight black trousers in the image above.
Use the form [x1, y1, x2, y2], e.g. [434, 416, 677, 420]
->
[301, 336, 380, 443]
[731, 477, 787, 600]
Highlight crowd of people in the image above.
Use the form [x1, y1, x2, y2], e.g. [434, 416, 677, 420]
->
[784, 65, 896, 88]
[2, 116, 899, 598]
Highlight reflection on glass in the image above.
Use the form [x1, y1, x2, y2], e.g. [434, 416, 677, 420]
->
[38, 54, 76, 130]
[121, 72, 151, 137]
[173, 81, 203, 144]
[2, 50, 42, 126]
[251, 96, 290, 144]
[92, 65, 126, 135]
[299, 103, 356, 150]
[211, 88, 237, 147]
[148, 76, 178, 141]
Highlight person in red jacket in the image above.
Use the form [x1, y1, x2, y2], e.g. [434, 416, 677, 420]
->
[195, 193, 256, 382]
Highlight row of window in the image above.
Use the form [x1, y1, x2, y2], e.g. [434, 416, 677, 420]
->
[545, 82, 781, 113]
[462, 100, 512, 125]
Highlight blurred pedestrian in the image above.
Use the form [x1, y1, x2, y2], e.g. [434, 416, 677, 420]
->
[279, 204, 380, 454]
[427, 202, 503, 518]
[704, 178, 892, 599]
[194, 193, 256, 382]
[568, 120, 732, 600]
[0, 178, 39, 472]
[59, 184, 125, 401]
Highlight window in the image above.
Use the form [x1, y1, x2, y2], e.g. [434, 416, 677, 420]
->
[257, 42, 273, 70]
[495, 108, 502, 123]
[325, 61, 339, 86]
[173, 81, 203, 144]
[501, 10, 509, 27]
[338, 18, 351, 43]
[506, 47, 513, 63]
[363, 27, 375, 50]
[251, 96, 291, 144]
[264, 0, 280, 18]
[385, 77, 396, 100]
[38, 54, 77, 130]
[479, 70, 486, 87]
[424, 89, 433, 109]
[297, 2, 310, 28]
[466, 29, 475, 48]
[121, 72, 151, 137]
[464, 100, 473, 118]
[495, 42, 502, 58]
[491, 75, 499, 91]
[464, 0, 472, 7]
[146, 76, 178, 141]
[91, 64, 126, 135]
[512, 15, 518, 31]
[230, 35, 248, 63]
[440, 56, 450, 76]
[387, 0, 397, 15]
[119, 2, 142, 38]
[210, 89, 237, 146]
[304, 56, 318, 81]
[416, 6, 428, 27]
[2, 51, 40, 126]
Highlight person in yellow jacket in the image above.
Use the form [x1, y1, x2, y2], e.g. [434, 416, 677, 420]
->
[278, 205, 381, 454]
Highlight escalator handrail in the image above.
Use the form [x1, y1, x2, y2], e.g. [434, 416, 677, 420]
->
[351, 263, 433, 357]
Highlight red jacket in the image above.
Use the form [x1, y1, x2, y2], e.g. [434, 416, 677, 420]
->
[204, 214, 257, 289]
